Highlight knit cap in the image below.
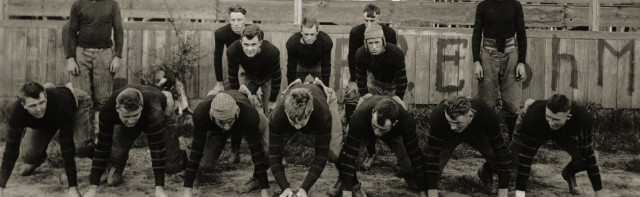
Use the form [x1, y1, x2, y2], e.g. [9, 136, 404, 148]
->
[364, 25, 384, 40]
[242, 25, 261, 36]
[210, 93, 238, 120]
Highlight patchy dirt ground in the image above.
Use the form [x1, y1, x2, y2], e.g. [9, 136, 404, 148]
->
[0, 140, 639, 197]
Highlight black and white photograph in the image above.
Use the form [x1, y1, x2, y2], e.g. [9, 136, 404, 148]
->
[0, 0, 638, 196]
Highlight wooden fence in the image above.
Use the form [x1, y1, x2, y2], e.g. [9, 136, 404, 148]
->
[2, 0, 639, 29]
[0, 20, 639, 108]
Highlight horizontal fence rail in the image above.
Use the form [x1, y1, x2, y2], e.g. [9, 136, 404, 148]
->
[2, 0, 640, 29]
[0, 20, 639, 109]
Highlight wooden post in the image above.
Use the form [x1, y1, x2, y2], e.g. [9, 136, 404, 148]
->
[294, 0, 302, 25]
[589, 0, 600, 31]
[1, 0, 6, 20]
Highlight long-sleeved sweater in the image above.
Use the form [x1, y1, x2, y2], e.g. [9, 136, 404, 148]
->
[67, 0, 124, 58]
[472, 0, 527, 64]
[268, 84, 332, 192]
[355, 43, 408, 98]
[348, 24, 397, 82]
[1, 88, 78, 188]
[426, 98, 512, 190]
[513, 101, 601, 191]
[339, 95, 426, 191]
[90, 85, 168, 186]
[184, 90, 269, 188]
[213, 24, 244, 82]
[227, 40, 282, 102]
[285, 31, 333, 85]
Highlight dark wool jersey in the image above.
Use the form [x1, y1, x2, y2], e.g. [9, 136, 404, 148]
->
[472, 0, 527, 63]
[184, 90, 269, 188]
[339, 96, 426, 191]
[285, 31, 333, 85]
[213, 24, 244, 81]
[514, 101, 602, 191]
[269, 84, 332, 191]
[90, 85, 168, 186]
[67, 0, 124, 58]
[426, 98, 512, 190]
[1, 88, 78, 187]
[227, 40, 282, 102]
[348, 24, 397, 82]
[355, 43, 408, 98]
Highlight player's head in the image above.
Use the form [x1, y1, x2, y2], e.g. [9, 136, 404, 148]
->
[210, 93, 240, 131]
[371, 98, 400, 136]
[364, 24, 385, 55]
[545, 94, 572, 130]
[443, 96, 476, 133]
[228, 5, 247, 34]
[19, 82, 47, 119]
[241, 25, 264, 58]
[362, 4, 381, 28]
[284, 88, 314, 129]
[300, 16, 320, 45]
[116, 88, 144, 127]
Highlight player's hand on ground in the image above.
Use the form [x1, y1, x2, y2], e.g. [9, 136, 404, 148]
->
[110, 56, 120, 73]
[67, 58, 79, 76]
[296, 188, 308, 197]
[155, 186, 169, 197]
[67, 187, 82, 197]
[268, 101, 277, 113]
[392, 95, 407, 110]
[497, 189, 508, 197]
[279, 188, 294, 197]
[260, 189, 271, 197]
[346, 82, 358, 94]
[428, 189, 438, 197]
[357, 93, 373, 108]
[213, 82, 225, 94]
[595, 189, 608, 197]
[515, 190, 525, 197]
[181, 187, 193, 197]
[82, 185, 98, 197]
[516, 63, 527, 81]
[474, 61, 483, 81]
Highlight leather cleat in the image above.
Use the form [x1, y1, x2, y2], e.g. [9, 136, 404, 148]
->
[562, 169, 583, 195]
[236, 177, 259, 193]
[327, 179, 343, 197]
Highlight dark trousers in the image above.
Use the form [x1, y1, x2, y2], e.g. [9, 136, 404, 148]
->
[432, 132, 499, 179]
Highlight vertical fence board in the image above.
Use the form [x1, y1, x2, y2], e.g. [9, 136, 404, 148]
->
[13, 28, 27, 94]
[616, 40, 633, 108]
[37, 29, 48, 84]
[55, 28, 68, 86]
[558, 38, 574, 101]
[0, 28, 12, 97]
[529, 37, 546, 100]
[601, 39, 618, 108]
[573, 39, 589, 102]
[401, 35, 417, 106]
[544, 38, 557, 99]
[198, 30, 214, 98]
[45, 28, 57, 86]
[127, 29, 143, 85]
[429, 35, 443, 104]
[25, 29, 39, 83]
[632, 40, 640, 108]
[587, 39, 602, 105]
